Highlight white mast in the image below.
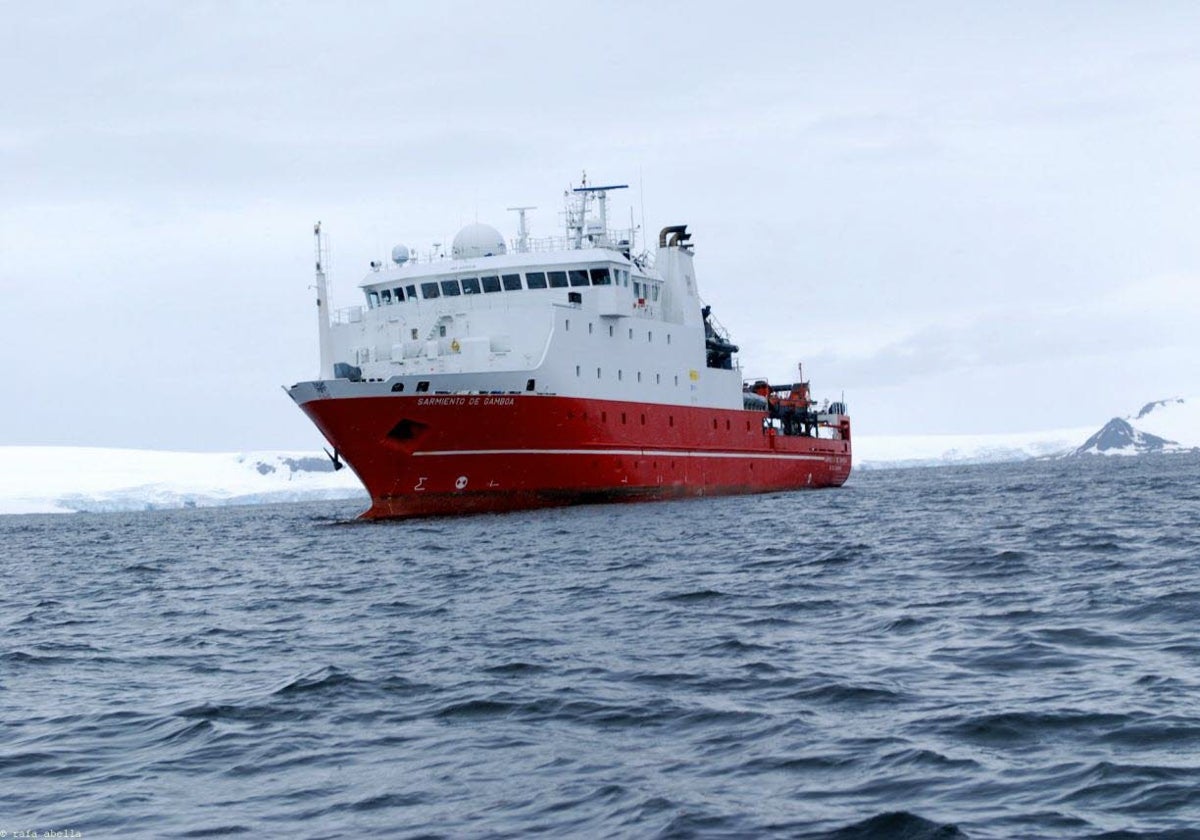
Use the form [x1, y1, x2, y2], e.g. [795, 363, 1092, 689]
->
[313, 222, 334, 379]
[507, 205, 536, 253]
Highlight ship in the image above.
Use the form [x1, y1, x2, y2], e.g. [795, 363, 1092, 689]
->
[287, 178, 851, 519]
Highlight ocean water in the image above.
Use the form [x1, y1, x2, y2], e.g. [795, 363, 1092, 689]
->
[3, 454, 1200, 839]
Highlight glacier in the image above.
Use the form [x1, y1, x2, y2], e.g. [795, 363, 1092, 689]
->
[0, 448, 366, 515]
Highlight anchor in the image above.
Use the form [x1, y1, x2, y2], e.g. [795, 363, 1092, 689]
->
[323, 447, 344, 471]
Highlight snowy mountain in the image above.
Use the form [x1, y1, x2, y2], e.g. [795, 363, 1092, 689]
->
[1072, 397, 1200, 456]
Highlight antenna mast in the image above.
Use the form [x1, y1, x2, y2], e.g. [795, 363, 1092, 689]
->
[571, 176, 629, 248]
[507, 206, 537, 253]
[313, 222, 334, 380]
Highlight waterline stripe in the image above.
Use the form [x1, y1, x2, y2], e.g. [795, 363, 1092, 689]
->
[413, 447, 829, 462]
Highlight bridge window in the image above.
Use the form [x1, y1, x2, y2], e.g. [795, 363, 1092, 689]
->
[380, 289, 392, 304]
[440, 279, 461, 296]
[406, 284, 417, 300]
[461, 277, 481, 294]
[589, 267, 611, 285]
[480, 275, 501, 293]
[548, 271, 568, 288]
[525, 272, 547, 289]
[500, 273, 521, 291]
[420, 282, 440, 299]
[569, 269, 589, 287]
[367, 291, 380, 308]
[393, 287, 405, 302]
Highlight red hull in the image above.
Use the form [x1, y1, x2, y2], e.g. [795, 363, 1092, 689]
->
[299, 393, 851, 519]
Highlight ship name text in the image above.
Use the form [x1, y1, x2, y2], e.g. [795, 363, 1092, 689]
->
[416, 396, 516, 407]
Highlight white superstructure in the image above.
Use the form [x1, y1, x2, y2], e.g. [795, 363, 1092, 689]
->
[317, 180, 742, 408]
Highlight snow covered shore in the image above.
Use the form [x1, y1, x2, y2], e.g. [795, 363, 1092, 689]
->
[0, 448, 366, 515]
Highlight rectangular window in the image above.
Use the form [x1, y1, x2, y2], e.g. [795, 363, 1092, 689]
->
[420, 282, 440, 299]
[568, 269, 589, 287]
[394, 287, 405, 302]
[440, 279, 461, 297]
[524, 272, 547, 289]
[503, 273, 524, 291]
[652, 285, 660, 301]
[380, 290, 392, 304]
[589, 267, 611, 285]
[406, 285, 417, 300]
[548, 271, 568, 288]
[368, 291, 380, 308]
[480, 275, 502, 293]
[461, 277, 481, 294]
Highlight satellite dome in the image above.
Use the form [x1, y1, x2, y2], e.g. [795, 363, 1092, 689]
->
[391, 244, 410, 265]
[451, 223, 507, 260]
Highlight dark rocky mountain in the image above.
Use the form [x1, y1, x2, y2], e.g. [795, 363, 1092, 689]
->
[1073, 418, 1176, 456]
[1071, 396, 1194, 457]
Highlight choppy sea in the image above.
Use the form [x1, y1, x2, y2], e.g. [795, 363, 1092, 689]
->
[3, 453, 1200, 839]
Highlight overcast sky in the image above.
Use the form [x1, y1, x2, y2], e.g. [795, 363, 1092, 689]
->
[3, 2, 1198, 450]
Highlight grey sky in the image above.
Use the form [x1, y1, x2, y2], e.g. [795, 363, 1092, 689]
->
[3, 2, 1198, 449]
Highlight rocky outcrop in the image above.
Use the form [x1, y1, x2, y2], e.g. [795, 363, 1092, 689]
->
[1073, 418, 1176, 456]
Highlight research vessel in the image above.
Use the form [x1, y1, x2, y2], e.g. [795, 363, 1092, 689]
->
[287, 178, 851, 519]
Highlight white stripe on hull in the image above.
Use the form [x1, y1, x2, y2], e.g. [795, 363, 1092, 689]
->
[414, 447, 830, 462]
